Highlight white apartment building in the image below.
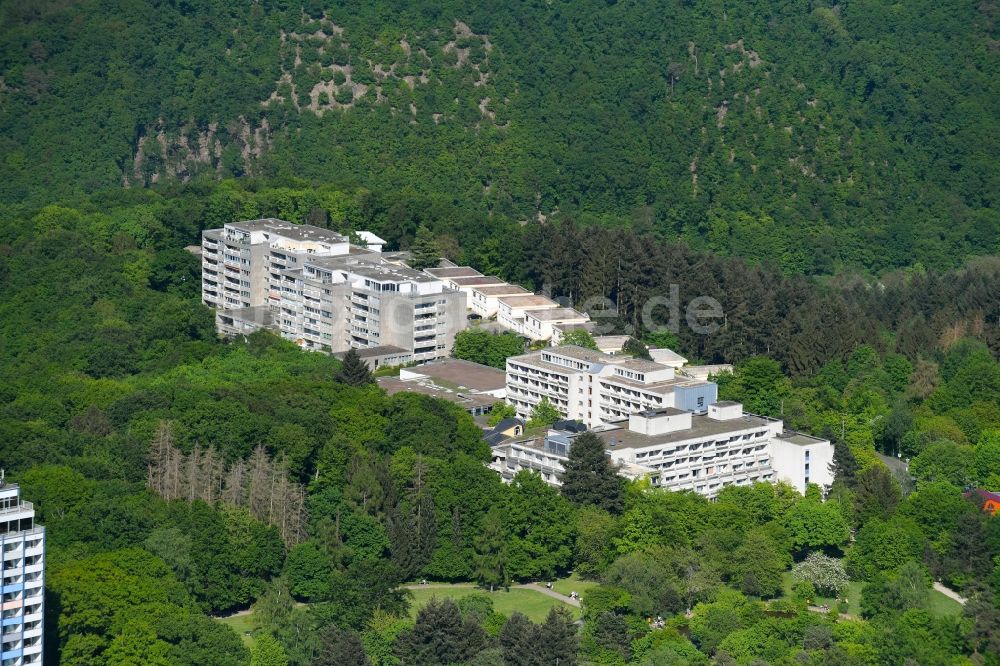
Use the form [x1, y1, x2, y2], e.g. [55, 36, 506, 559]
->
[0, 481, 44, 666]
[506, 346, 718, 428]
[202, 219, 350, 311]
[470, 284, 530, 318]
[524, 308, 591, 341]
[497, 295, 560, 332]
[278, 255, 464, 361]
[203, 220, 465, 361]
[489, 401, 834, 498]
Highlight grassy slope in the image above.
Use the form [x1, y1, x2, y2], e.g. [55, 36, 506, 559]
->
[779, 572, 962, 618]
[217, 613, 257, 649]
[408, 585, 581, 622]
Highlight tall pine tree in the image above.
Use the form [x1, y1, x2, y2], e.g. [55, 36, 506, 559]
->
[409, 225, 440, 271]
[559, 432, 624, 514]
[336, 348, 374, 386]
[314, 627, 371, 666]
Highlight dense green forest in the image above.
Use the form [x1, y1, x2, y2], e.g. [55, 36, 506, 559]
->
[2, 0, 999, 273]
[0, 185, 998, 665]
[2, 0, 1000, 663]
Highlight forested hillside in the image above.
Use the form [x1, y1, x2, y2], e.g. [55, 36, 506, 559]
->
[2, 0, 999, 273]
[1, 184, 999, 665]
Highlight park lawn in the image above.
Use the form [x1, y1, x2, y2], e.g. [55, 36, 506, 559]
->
[408, 586, 581, 622]
[779, 572, 962, 618]
[780, 572, 863, 616]
[551, 572, 600, 599]
[928, 590, 963, 617]
[217, 612, 257, 649]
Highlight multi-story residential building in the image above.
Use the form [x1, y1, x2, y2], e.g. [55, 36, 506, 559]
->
[281, 255, 464, 360]
[506, 346, 717, 428]
[497, 295, 560, 332]
[203, 220, 465, 361]
[470, 284, 530, 318]
[201, 219, 350, 311]
[489, 401, 833, 498]
[0, 480, 45, 666]
[523, 308, 591, 341]
[423, 266, 507, 309]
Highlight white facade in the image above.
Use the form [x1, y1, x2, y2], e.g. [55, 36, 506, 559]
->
[0, 483, 44, 666]
[442, 275, 508, 310]
[505, 346, 717, 428]
[203, 220, 465, 361]
[489, 401, 833, 500]
[524, 308, 591, 342]
[470, 284, 530, 317]
[201, 219, 351, 311]
[769, 432, 835, 493]
[277, 256, 464, 361]
[497, 295, 560, 332]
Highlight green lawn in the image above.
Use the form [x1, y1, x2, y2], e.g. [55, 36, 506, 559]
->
[551, 572, 600, 599]
[217, 612, 257, 648]
[780, 572, 863, 616]
[408, 586, 581, 622]
[779, 572, 962, 618]
[928, 590, 963, 617]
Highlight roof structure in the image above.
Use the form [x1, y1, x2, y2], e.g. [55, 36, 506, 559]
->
[499, 294, 559, 309]
[425, 266, 484, 279]
[524, 307, 589, 322]
[472, 284, 531, 296]
[400, 358, 506, 392]
[447, 275, 508, 287]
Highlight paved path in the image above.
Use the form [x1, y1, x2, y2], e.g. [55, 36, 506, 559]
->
[933, 582, 967, 605]
[404, 582, 581, 608]
[806, 605, 854, 621]
[520, 583, 581, 607]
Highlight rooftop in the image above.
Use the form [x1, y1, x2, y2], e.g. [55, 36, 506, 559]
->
[447, 275, 508, 287]
[499, 295, 560, 309]
[228, 219, 348, 244]
[401, 358, 506, 392]
[425, 266, 484, 279]
[593, 335, 631, 351]
[599, 373, 711, 393]
[649, 347, 689, 365]
[348, 261, 439, 283]
[775, 431, 828, 446]
[524, 307, 589, 323]
[544, 345, 617, 364]
[378, 376, 502, 410]
[597, 412, 778, 450]
[473, 284, 531, 296]
[615, 358, 668, 372]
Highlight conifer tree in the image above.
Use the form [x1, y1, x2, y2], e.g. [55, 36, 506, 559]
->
[559, 432, 624, 514]
[315, 627, 371, 666]
[828, 437, 859, 488]
[409, 224, 440, 271]
[336, 348, 374, 386]
[473, 509, 508, 591]
[536, 607, 579, 665]
[395, 598, 487, 665]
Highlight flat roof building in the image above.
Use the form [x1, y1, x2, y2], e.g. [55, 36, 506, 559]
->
[202, 220, 467, 362]
[0, 480, 45, 665]
[470, 284, 531, 318]
[506, 345, 717, 428]
[378, 358, 507, 416]
[489, 400, 833, 497]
